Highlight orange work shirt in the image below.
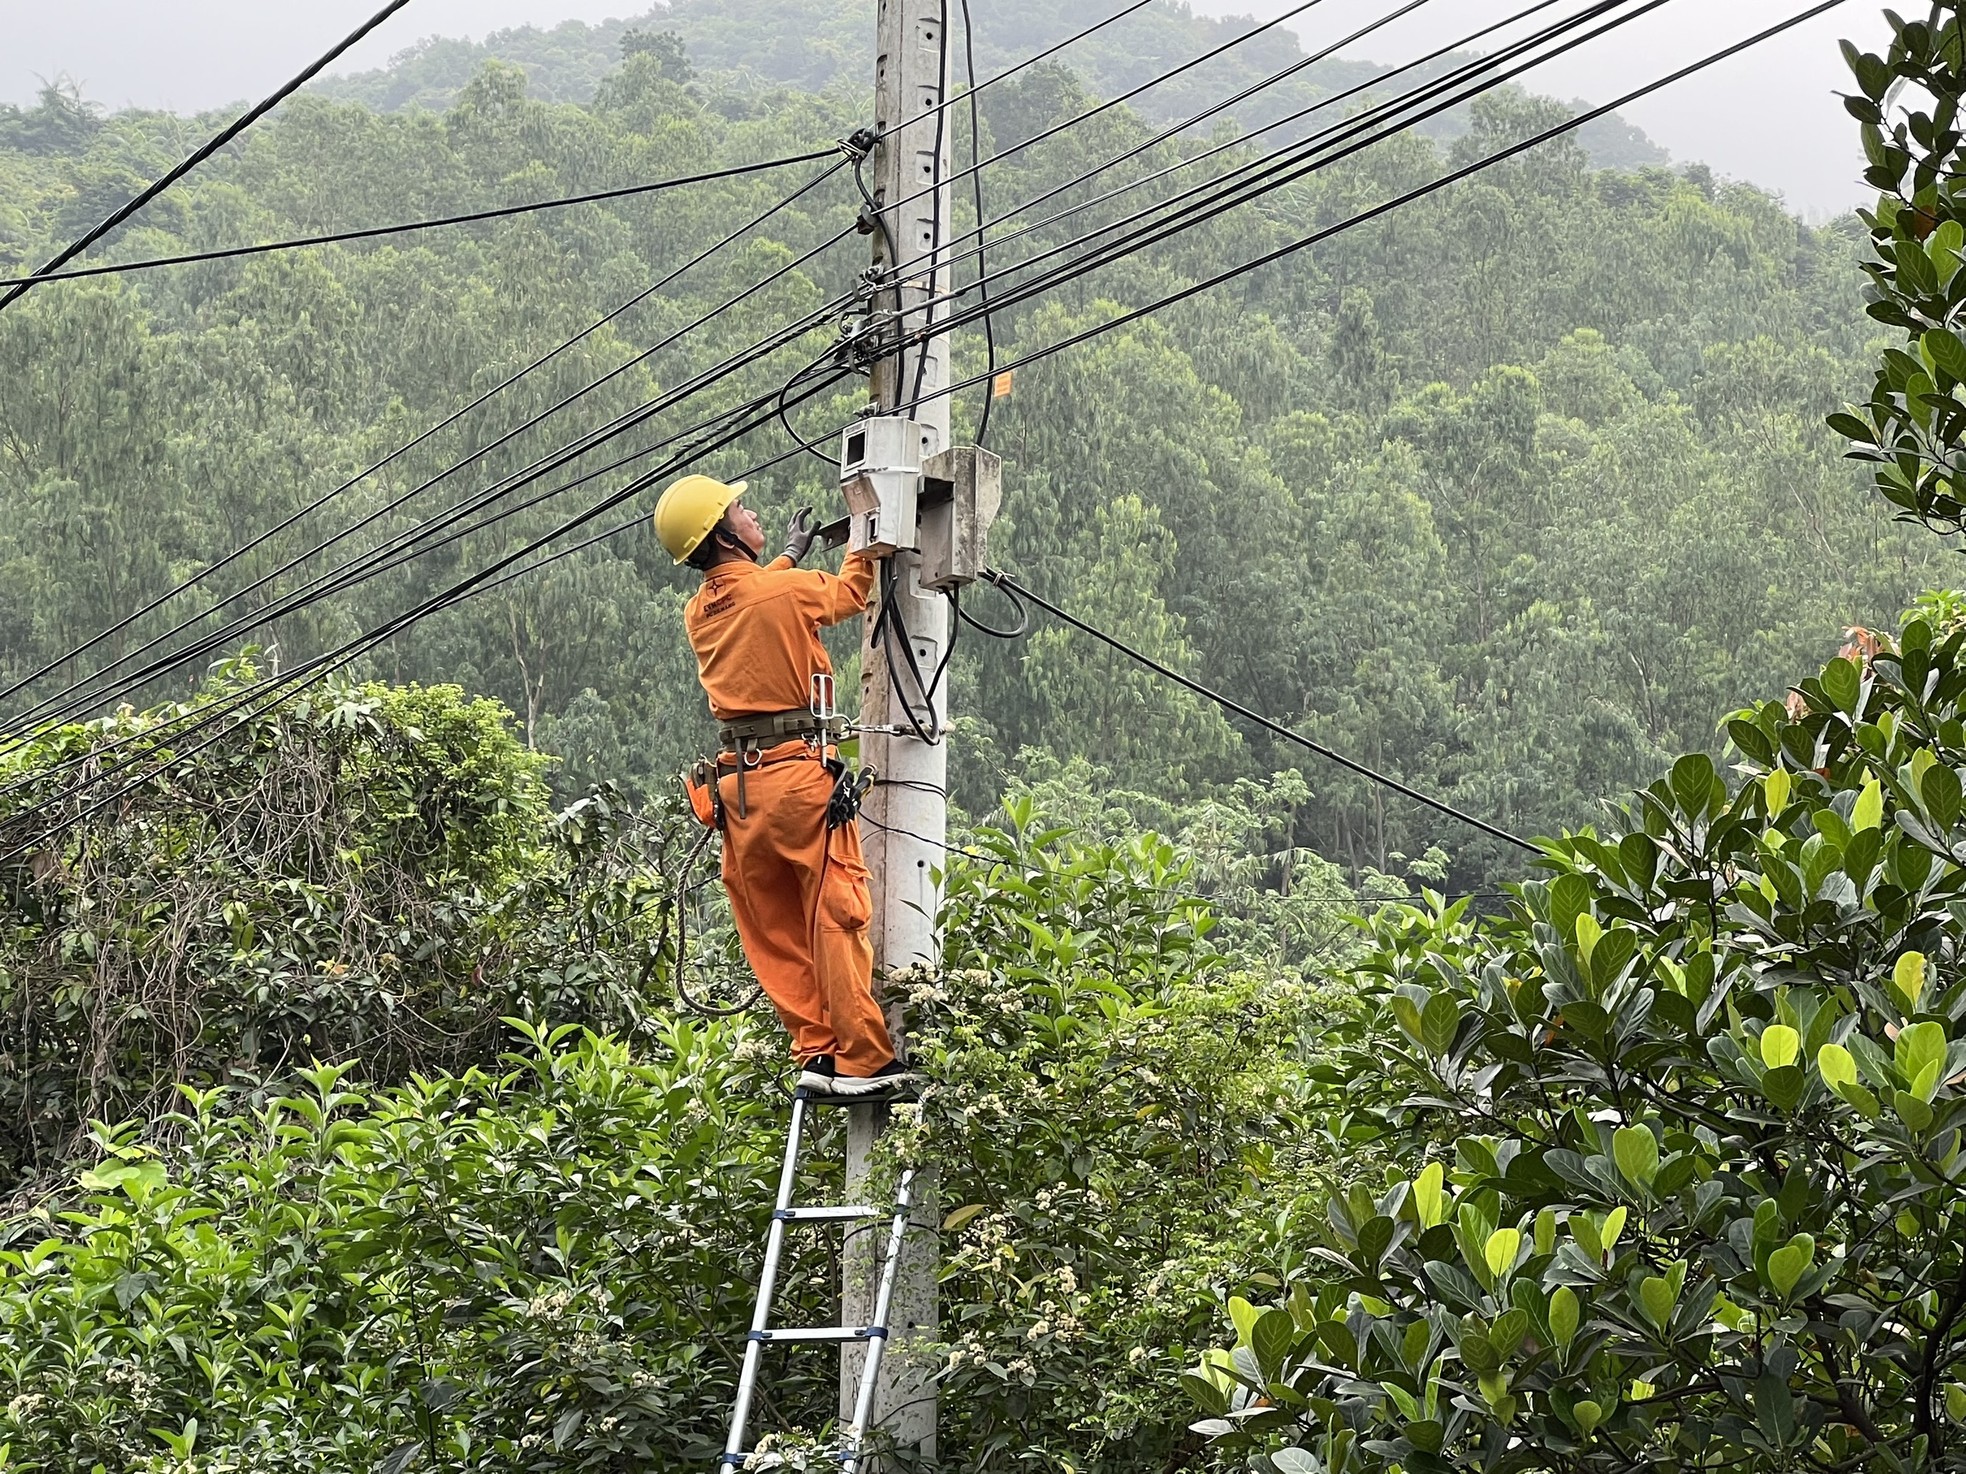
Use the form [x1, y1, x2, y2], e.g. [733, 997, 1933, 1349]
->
[684, 552, 876, 720]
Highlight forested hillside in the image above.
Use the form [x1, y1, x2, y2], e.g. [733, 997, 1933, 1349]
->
[0, 0, 1934, 895]
[314, 0, 1668, 166]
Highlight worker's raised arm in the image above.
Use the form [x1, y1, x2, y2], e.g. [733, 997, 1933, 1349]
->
[804, 550, 876, 627]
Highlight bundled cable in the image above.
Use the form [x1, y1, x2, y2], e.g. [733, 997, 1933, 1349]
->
[0, 155, 855, 725]
[0, 0, 1844, 856]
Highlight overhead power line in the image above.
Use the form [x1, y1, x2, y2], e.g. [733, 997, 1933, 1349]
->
[2, 0, 1362, 720]
[889, 0, 1566, 295]
[483, 0, 1849, 625]
[0, 157, 855, 731]
[0, 150, 840, 289]
[987, 573, 1539, 853]
[886, 0, 1677, 348]
[0, 0, 416, 313]
[0, 0, 1843, 848]
[887, 0, 1846, 413]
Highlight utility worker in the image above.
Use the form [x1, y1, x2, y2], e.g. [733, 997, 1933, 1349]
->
[654, 473, 911, 1098]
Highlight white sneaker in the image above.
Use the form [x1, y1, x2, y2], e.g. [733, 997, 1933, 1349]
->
[796, 1055, 837, 1094]
[829, 1062, 919, 1098]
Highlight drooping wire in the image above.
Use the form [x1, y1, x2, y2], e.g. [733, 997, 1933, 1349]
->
[0, 155, 855, 723]
[0, 0, 1842, 849]
[0, 0, 416, 313]
[986, 572, 1541, 854]
[957, 0, 998, 449]
[956, 577, 1028, 639]
[661, 823, 765, 1019]
[0, 149, 840, 289]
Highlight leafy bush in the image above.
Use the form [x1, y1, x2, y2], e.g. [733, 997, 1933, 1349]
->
[0, 669, 671, 1187]
[0, 795, 1366, 1472]
[0, 1020, 811, 1472]
[1188, 617, 1966, 1471]
[898, 797, 1358, 1469]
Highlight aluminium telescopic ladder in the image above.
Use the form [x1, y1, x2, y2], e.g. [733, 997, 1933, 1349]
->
[720, 1086, 918, 1471]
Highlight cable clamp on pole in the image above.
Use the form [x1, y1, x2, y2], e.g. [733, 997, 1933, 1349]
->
[839, 126, 879, 163]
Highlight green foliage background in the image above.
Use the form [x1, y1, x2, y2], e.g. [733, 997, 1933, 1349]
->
[6, 6, 1966, 1467]
[0, 1, 1935, 891]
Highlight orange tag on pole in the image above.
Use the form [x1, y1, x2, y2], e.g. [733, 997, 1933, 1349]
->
[991, 370, 1016, 399]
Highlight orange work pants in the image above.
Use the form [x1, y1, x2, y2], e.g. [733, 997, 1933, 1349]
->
[718, 747, 895, 1077]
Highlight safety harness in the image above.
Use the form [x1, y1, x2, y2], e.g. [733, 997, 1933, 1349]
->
[687, 674, 873, 829]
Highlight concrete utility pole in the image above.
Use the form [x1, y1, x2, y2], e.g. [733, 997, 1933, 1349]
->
[840, 0, 953, 1459]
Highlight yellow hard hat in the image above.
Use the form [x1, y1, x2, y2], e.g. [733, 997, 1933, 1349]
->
[653, 474, 747, 564]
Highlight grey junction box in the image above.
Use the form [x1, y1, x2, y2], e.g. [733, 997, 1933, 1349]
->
[918, 445, 1001, 591]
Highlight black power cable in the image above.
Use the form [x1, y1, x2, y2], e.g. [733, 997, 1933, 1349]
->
[869, 0, 1162, 151]
[908, 0, 955, 413]
[0, 354, 849, 829]
[988, 572, 1539, 854]
[0, 0, 416, 314]
[21, 0, 1460, 724]
[957, 0, 998, 450]
[3, 160, 858, 733]
[957, 577, 1029, 639]
[0, 1, 1843, 848]
[0, 156, 854, 722]
[879, 0, 1673, 347]
[888, 0, 1528, 297]
[889, 0, 1847, 419]
[480, 0, 1850, 615]
[0, 149, 841, 289]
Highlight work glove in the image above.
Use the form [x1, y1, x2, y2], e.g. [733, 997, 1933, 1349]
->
[782, 506, 818, 565]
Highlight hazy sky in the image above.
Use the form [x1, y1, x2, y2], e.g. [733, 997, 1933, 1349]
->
[0, 0, 1893, 218]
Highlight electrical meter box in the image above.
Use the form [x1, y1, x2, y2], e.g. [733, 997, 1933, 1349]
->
[839, 417, 926, 558]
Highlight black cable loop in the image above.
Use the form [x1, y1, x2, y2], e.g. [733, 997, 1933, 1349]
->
[871, 563, 943, 746]
[777, 354, 853, 468]
[663, 822, 765, 1020]
[956, 576, 1028, 639]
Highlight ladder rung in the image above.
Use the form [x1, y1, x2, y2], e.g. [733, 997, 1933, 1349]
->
[750, 1325, 887, 1344]
[775, 1205, 883, 1222]
[796, 1084, 918, 1106]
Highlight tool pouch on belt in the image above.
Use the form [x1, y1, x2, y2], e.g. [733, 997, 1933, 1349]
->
[825, 758, 876, 830]
[683, 759, 723, 829]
